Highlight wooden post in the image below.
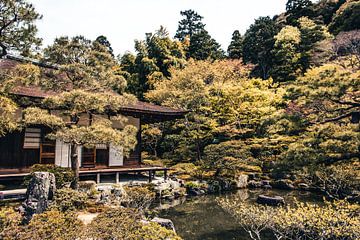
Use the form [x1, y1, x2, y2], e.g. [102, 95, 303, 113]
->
[164, 170, 168, 180]
[96, 173, 100, 184]
[115, 172, 120, 184]
[148, 170, 152, 183]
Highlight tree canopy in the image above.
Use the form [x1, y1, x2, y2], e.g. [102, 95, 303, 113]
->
[0, 0, 42, 57]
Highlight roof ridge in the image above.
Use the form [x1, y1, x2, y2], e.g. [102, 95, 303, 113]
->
[4, 54, 59, 70]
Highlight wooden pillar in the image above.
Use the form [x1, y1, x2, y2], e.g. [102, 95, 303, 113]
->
[164, 170, 168, 180]
[115, 172, 120, 184]
[148, 170, 152, 183]
[96, 173, 100, 184]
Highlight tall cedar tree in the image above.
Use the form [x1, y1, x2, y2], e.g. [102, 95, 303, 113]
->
[227, 30, 244, 59]
[175, 10, 205, 41]
[242, 16, 279, 79]
[0, 0, 42, 57]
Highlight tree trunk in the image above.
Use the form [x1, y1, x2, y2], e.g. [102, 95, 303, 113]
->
[70, 143, 79, 190]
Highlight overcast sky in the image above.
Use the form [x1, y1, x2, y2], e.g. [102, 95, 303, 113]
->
[32, 0, 288, 56]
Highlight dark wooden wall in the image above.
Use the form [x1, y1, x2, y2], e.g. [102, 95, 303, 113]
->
[0, 130, 40, 169]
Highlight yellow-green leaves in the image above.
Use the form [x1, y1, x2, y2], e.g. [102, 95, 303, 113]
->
[218, 197, 360, 240]
[0, 96, 18, 136]
[43, 90, 136, 114]
[22, 107, 65, 129]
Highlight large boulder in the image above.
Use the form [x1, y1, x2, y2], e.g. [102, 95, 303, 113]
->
[256, 195, 285, 206]
[22, 172, 56, 222]
[151, 217, 176, 233]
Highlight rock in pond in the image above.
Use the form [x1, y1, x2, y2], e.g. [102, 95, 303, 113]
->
[21, 172, 56, 222]
[151, 217, 176, 233]
[256, 195, 285, 206]
[271, 179, 295, 190]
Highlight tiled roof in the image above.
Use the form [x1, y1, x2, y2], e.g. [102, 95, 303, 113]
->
[1, 56, 187, 116]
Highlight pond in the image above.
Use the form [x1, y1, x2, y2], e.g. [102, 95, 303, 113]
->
[155, 189, 324, 240]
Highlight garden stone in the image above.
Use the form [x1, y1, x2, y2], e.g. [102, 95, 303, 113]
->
[236, 174, 248, 188]
[151, 217, 176, 233]
[257, 195, 285, 206]
[22, 172, 56, 222]
[112, 185, 126, 197]
[298, 183, 310, 190]
[78, 180, 96, 193]
[262, 184, 272, 189]
[271, 179, 295, 190]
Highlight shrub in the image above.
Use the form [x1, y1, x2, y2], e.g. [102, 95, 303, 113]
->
[0, 207, 22, 237]
[24, 164, 74, 189]
[218, 197, 360, 240]
[314, 163, 360, 199]
[122, 185, 156, 211]
[83, 208, 181, 240]
[169, 163, 201, 180]
[2, 210, 83, 240]
[51, 188, 87, 212]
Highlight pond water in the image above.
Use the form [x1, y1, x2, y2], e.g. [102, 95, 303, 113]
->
[155, 189, 324, 240]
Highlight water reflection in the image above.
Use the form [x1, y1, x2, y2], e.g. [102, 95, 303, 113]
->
[155, 189, 324, 240]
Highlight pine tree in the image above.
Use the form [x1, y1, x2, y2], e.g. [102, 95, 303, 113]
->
[0, 0, 42, 57]
[227, 30, 243, 59]
[175, 10, 205, 41]
[285, 0, 315, 26]
[242, 16, 279, 79]
[188, 29, 225, 60]
[95, 35, 114, 57]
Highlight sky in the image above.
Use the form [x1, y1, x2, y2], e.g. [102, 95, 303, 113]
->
[32, 0, 288, 56]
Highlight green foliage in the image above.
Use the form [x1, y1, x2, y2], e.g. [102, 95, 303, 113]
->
[271, 26, 302, 82]
[169, 163, 201, 180]
[0, 0, 42, 57]
[147, 60, 253, 161]
[314, 162, 360, 199]
[285, 0, 315, 26]
[84, 208, 181, 240]
[286, 64, 360, 124]
[43, 35, 126, 92]
[227, 30, 243, 59]
[121, 26, 186, 99]
[24, 164, 74, 189]
[2, 210, 83, 240]
[0, 207, 22, 236]
[122, 185, 156, 210]
[95, 35, 114, 57]
[188, 29, 225, 60]
[218, 198, 360, 240]
[329, 0, 360, 34]
[280, 123, 359, 167]
[51, 188, 87, 212]
[0, 96, 18, 136]
[175, 9, 205, 41]
[242, 16, 279, 79]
